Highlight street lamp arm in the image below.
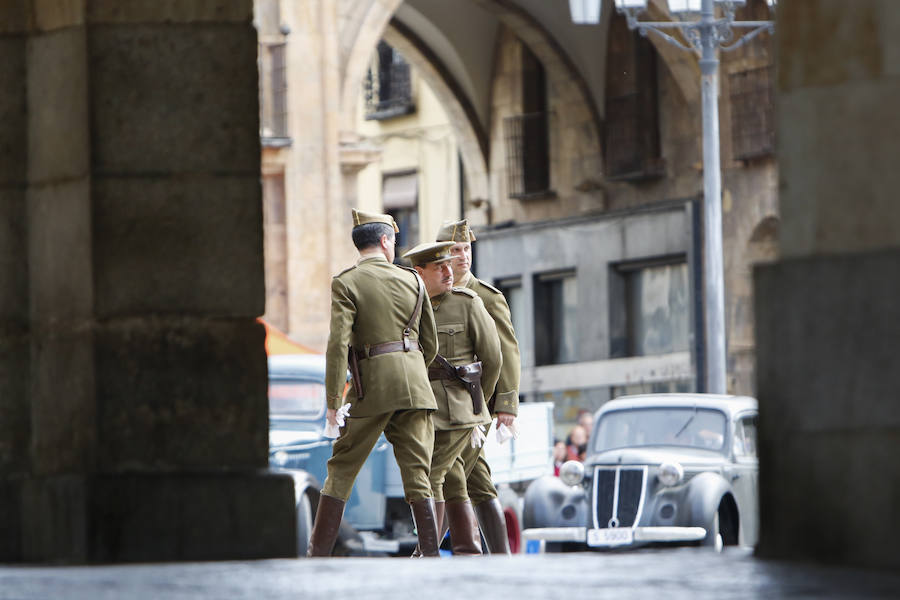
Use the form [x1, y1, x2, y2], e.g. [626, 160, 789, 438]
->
[719, 23, 775, 52]
[621, 16, 773, 55]
[634, 23, 699, 53]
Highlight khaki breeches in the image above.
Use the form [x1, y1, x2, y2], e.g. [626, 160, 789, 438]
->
[429, 428, 472, 503]
[458, 431, 499, 505]
[322, 409, 434, 503]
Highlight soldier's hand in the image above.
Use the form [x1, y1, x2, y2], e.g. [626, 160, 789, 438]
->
[326, 408, 339, 427]
[496, 412, 515, 428]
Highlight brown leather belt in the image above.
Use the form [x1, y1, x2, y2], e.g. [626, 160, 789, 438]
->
[428, 367, 455, 381]
[355, 339, 420, 361]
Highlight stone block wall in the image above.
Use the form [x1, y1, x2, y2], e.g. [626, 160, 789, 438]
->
[0, 0, 294, 563]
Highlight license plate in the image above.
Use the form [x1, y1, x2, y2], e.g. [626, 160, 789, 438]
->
[587, 527, 634, 547]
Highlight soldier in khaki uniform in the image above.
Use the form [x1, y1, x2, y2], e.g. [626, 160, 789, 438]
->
[436, 219, 521, 554]
[404, 242, 501, 555]
[307, 209, 441, 557]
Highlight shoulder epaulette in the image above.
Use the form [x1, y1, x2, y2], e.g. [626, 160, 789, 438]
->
[475, 278, 503, 295]
[334, 264, 357, 278]
[451, 286, 478, 298]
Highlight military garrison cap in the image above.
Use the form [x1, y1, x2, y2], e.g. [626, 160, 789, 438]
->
[352, 208, 399, 233]
[435, 219, 476, 242]
[403, 241, 455, 267]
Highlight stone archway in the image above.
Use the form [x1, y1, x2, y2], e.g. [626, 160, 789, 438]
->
[337, 0, 494, 220]
[338, 0, 405, 135]
[381, 20, 491, 205]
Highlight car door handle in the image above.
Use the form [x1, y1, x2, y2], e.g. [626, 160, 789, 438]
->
[731, 473, 741, 482]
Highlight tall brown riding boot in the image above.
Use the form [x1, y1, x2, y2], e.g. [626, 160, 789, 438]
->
[307, 494, 345, 557]
[410, 500, 445, 557]
[410, 498, 441, 557]
[445, 500, 483, 555]
[474, 498, 511, 555]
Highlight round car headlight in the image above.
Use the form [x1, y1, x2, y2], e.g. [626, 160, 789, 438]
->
[657, 461, 684, 487]
[559, 460, 585, 487]
[272, 450, 289, 467]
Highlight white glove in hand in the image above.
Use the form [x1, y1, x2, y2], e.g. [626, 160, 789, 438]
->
[470, 424, 488, 448]
[496, 421, 519, 444]
[323, 403, 352, 439]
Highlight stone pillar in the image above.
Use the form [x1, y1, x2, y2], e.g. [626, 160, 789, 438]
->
[754, 0, 900, 569]
[0, 0, 294, 563]
[0, 2, 30, 562]
[281, 0, 356, 351]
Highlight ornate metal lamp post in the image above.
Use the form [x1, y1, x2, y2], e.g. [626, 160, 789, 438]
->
[569, 0, 774, 394]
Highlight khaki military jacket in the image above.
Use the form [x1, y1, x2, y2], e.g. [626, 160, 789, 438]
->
[325, 255, 438, 417]
[460, 272, 522, 416]
[430, 287, 501, 431]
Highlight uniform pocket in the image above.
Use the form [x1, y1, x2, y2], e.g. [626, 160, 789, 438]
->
[444, 381, 473, 425]
[437, 323, 464, 359]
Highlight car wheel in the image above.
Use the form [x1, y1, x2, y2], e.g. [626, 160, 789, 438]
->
[704, 498, 739, 551]
[296, 491, 314, 556]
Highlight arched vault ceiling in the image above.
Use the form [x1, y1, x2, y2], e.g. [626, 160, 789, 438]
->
[398, 0, 700, 132]
[395, 0, 499, 129]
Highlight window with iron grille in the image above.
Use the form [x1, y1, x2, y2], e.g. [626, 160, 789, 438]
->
[259, 42, 288, 141]
[365, 42, 414, 120]
[729, 65, 774, 161]
[505, 43, 550, 199]
[604, 15, 663, 180]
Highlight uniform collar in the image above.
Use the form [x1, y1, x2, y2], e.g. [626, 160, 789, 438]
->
[357, 253, 388, 264]
[430, 291, 449, 309]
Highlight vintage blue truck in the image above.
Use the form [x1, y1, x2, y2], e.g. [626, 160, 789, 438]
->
[267, 354, 555, 555]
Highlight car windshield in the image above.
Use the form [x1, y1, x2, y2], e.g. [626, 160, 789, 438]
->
[269, 379, 325, 421]
[594, 407, 727, 452]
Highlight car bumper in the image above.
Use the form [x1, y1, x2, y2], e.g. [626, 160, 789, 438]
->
[521, 526, 707, 547]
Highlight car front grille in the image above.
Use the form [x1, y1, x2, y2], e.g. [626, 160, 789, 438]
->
[591, 466, 647, 529]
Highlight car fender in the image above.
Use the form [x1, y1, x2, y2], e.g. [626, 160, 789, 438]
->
[523, 475, 589, 529]
[273, 468, 321, 505]
[684, 471, 733, 528]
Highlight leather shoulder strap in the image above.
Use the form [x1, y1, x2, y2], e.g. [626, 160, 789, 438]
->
[406, 270, 426, 332]
[392, 265, 426, 336]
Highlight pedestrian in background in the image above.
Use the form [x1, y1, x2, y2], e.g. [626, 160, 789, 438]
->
[307, 209, 441, 557]
[436, 219, 521, 554]
[405, 241, 501, 556]
[553, 440, 567, 476]
[566, 425, 588, 462]
[577, 409, 594, 441]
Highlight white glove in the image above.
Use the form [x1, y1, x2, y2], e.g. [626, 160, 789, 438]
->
[470, 424, 487, 448]
[496, 421, 519, 444]
[323, 403, 352, 439]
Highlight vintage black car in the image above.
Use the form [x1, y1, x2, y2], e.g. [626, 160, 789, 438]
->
[522, 394, 758, 551]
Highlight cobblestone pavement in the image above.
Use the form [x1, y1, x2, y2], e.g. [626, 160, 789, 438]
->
[2, 548, 900, 600]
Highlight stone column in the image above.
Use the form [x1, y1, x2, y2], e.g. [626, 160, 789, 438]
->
[754, 0, 900, 569]
[0, 0, 294, 563]
[281, 0, 356, 351]
[0, 2, 30, 562]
